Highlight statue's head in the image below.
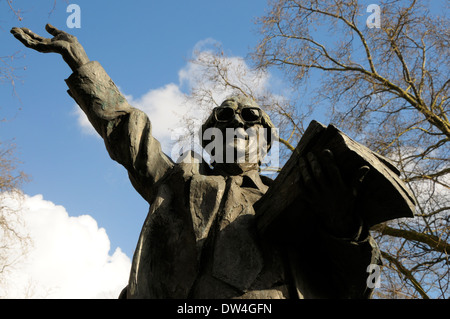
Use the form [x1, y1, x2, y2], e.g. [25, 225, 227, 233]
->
[200, 95, 275, 173]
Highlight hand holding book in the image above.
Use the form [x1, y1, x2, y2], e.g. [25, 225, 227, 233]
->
[297, 149, 370, 238]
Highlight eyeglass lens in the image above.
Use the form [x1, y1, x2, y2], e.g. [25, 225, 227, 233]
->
[215, 107, 261, 123]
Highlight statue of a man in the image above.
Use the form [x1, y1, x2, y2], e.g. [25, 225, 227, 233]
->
[11, 25, 382, 299]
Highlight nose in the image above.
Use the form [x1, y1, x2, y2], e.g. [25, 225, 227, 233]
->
[229, 113, 245, 128]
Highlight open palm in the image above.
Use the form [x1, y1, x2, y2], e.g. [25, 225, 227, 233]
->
[11, 24, 89, 71]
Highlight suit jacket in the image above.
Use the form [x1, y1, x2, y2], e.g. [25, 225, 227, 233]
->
[65, 61, 381, 299]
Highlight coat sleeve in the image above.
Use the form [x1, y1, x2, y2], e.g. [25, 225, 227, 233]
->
[65, 61, 174, 203]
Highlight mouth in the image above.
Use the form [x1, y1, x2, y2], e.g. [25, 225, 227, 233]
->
[203, 126, 270, 164]
[225, 136, 247, 148]
[223, 136, 263, 164]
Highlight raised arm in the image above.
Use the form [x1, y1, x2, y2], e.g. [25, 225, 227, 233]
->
[11, 24, 174, 203]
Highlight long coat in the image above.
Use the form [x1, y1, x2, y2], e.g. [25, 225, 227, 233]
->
[65, 61, 381, 299]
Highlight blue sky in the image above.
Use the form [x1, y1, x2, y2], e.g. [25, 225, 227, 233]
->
[0, 0, 274, 297]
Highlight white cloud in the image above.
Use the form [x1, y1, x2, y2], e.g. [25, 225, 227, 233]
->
[73, 106, 97, 137]
[126, 83, 189, 154]
[72, 83, 191, 155]
[0, 193, 131, 299]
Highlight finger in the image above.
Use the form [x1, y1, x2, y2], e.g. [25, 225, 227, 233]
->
[10, 28, 24, 42]
[11, 28, 54, 53]
[307, 152, 326, 191]
[297, 159, 314, 205]
[22, 28, 46, 42]
[352, 166, 370, 197]
[320, 149, 345, 187]
[296, 170, 308, 201]
[45, 23, 65, 36]
[299, 156, 319, 198]
[10, 27, 20, 35]
[11, 28, 36, 48]
[10, 27, 25, 38]
[356, 166, 370, 184]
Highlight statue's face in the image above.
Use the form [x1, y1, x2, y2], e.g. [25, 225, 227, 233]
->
[205, 97, 269, 166]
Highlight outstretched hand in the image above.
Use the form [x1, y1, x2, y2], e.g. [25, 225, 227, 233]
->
[298, 149, 370, 238]
[11, 24, 89, 71]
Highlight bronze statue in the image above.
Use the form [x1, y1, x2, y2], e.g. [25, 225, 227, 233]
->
[11, 24, 415, 299]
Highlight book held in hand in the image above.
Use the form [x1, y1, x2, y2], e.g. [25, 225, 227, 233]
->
[255, 120, 416, 242]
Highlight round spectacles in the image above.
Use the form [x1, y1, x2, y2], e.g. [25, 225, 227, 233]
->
[213, 106, 262, 124]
